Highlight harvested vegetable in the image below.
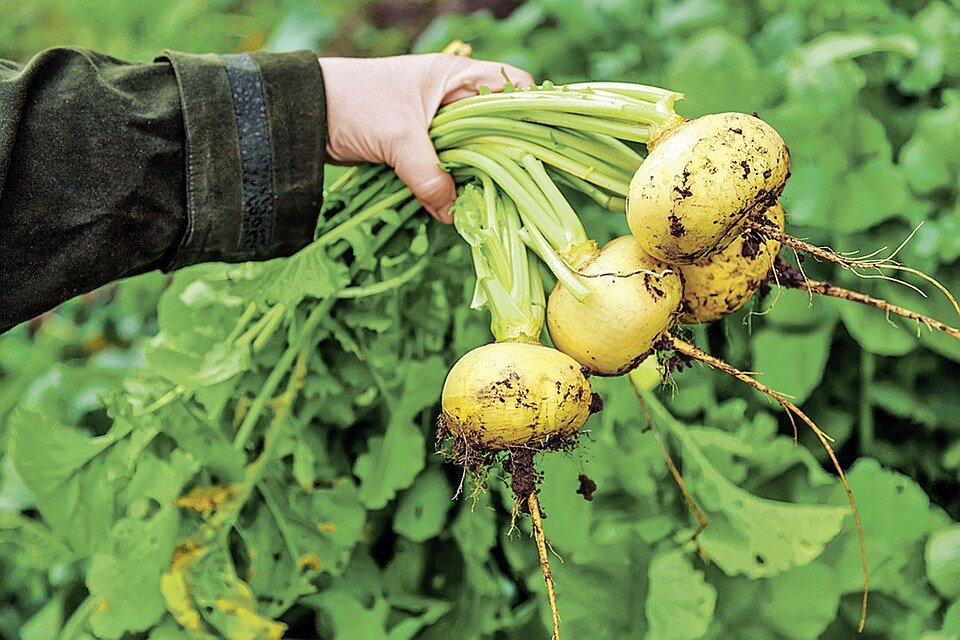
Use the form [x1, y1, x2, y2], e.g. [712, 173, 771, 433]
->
[439, 182, 593, 452]
[412, 76, 959, 637]
[548, 235, 682, 375]
[627, 113, 790, 264]
[439, 181, 593, 640]
[679, 202, 784, 323]
[440, 341, 592, 449]
[440, 148, 681, 376]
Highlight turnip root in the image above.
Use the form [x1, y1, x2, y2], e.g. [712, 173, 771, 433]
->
[440, 341, 593, 449]
[442, 148, 685, 377]
[679, 203, 784, 323]
[547, 235, 683, 375]
[440, 179, 596, 640]
[627, 113, 790, 264]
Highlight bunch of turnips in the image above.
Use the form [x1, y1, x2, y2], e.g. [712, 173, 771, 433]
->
[350, 78, 959, 639]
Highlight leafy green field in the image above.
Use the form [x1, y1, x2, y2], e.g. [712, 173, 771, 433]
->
[1, 1, 959, 638]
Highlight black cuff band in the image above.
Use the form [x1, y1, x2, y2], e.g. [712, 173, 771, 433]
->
[221, 53, 276, 258]
[157, 49, 326, 270]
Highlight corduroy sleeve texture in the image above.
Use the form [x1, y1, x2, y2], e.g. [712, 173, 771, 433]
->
[0, 47, 327, 333]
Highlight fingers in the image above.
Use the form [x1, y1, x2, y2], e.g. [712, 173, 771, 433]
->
[440, 57, 536, 105]
[392, 132, 457, 223]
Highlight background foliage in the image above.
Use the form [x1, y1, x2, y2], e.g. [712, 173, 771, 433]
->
[1, 0, 959, 638]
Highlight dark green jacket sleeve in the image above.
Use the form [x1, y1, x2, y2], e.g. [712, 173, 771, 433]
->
[0, 47, 327, 334]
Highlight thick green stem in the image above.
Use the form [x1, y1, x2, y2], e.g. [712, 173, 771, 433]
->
[453, 181, 542, 342]
[444, 145, 600, 304]
[233, 300, 333, 450]
[225, 302, 258, 344]
[252, 304, 288, 352]
[519, 111, 654, 143]
[519, 224, 591, 302]
[432, 116, 641, 174]
[576, 129, 645, 165]
[433, 90, 671, 129]
[502, 194, 530, 303]
[336, 258, 429, 299]
[442, 134, 632, 195]
[520, 154, 589, 241]
[529, 257, 546, 321]
[440, 148, 572, 251]
[565, 81, 682, 110]
[466, 145, 593, 251]
[548, 169, 626, 212]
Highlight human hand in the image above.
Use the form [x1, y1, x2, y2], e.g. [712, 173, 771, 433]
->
[319, 54, 535, 223]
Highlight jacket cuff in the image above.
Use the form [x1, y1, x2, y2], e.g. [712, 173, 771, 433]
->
[156, 50, 326, 269]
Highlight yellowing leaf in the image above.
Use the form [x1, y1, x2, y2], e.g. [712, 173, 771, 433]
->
[297, 554, 323, 572]
[160, 543, 206, 635]
[175, 486, 236, 514]
[161, 542, 287, 639]
[214, 598, 286, 640]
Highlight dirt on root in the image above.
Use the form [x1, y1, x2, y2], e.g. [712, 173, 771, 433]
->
[654, 335, 694, 377]
[435, 412, 499, 480]
[437, 414, 584, 505]
[576, 474, 597, 501]
[503, 448, 540, 513]
[589, 392, 604, 414]
[769, 256, 806, 287]
[740, 228, 765, 259]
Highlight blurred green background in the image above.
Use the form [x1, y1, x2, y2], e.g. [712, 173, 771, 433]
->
[1, 0, 960, 638]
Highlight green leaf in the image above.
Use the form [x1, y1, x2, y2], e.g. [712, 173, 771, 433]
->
[19, 595, 64, 640]
[443, 492, 517, 636]
[394, 468, 454, 542]
[795, 32, 918, 69]
[821, 458, 934, 601]
[836, 295, 918, 356]
[312, 590, 392, 640]
[355, 428, 425, 511]
[385, 594, 452, 639]
[926, 526, 960, 599]
[900, 90, 960, 194]
[760, 288, 837, 331]
[355, 357, 446, 509]
[759, 563, 841, 640]
[86, 452, 197, 638]
[835, 158, 909, 233]
[647, 397, 850, 579]
[532, 450, 598, 561]
[7, 410, 136, 555]
[645, 549, 716, 640]
[260, 246, 352, 306]
[943, 600, 960, 635]
[254, 476, 367, 581]
[88, 518, 178, 638]
[751, 322, 835, 404]
[665, 30, 763, 117]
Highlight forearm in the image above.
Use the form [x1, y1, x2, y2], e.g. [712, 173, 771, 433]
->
[0, 47, 327, 333]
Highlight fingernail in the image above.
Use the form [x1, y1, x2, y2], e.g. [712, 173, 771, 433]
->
[435, 203, 454, 224]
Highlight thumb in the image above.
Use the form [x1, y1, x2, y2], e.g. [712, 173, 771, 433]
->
[392, 133, 457, 223]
